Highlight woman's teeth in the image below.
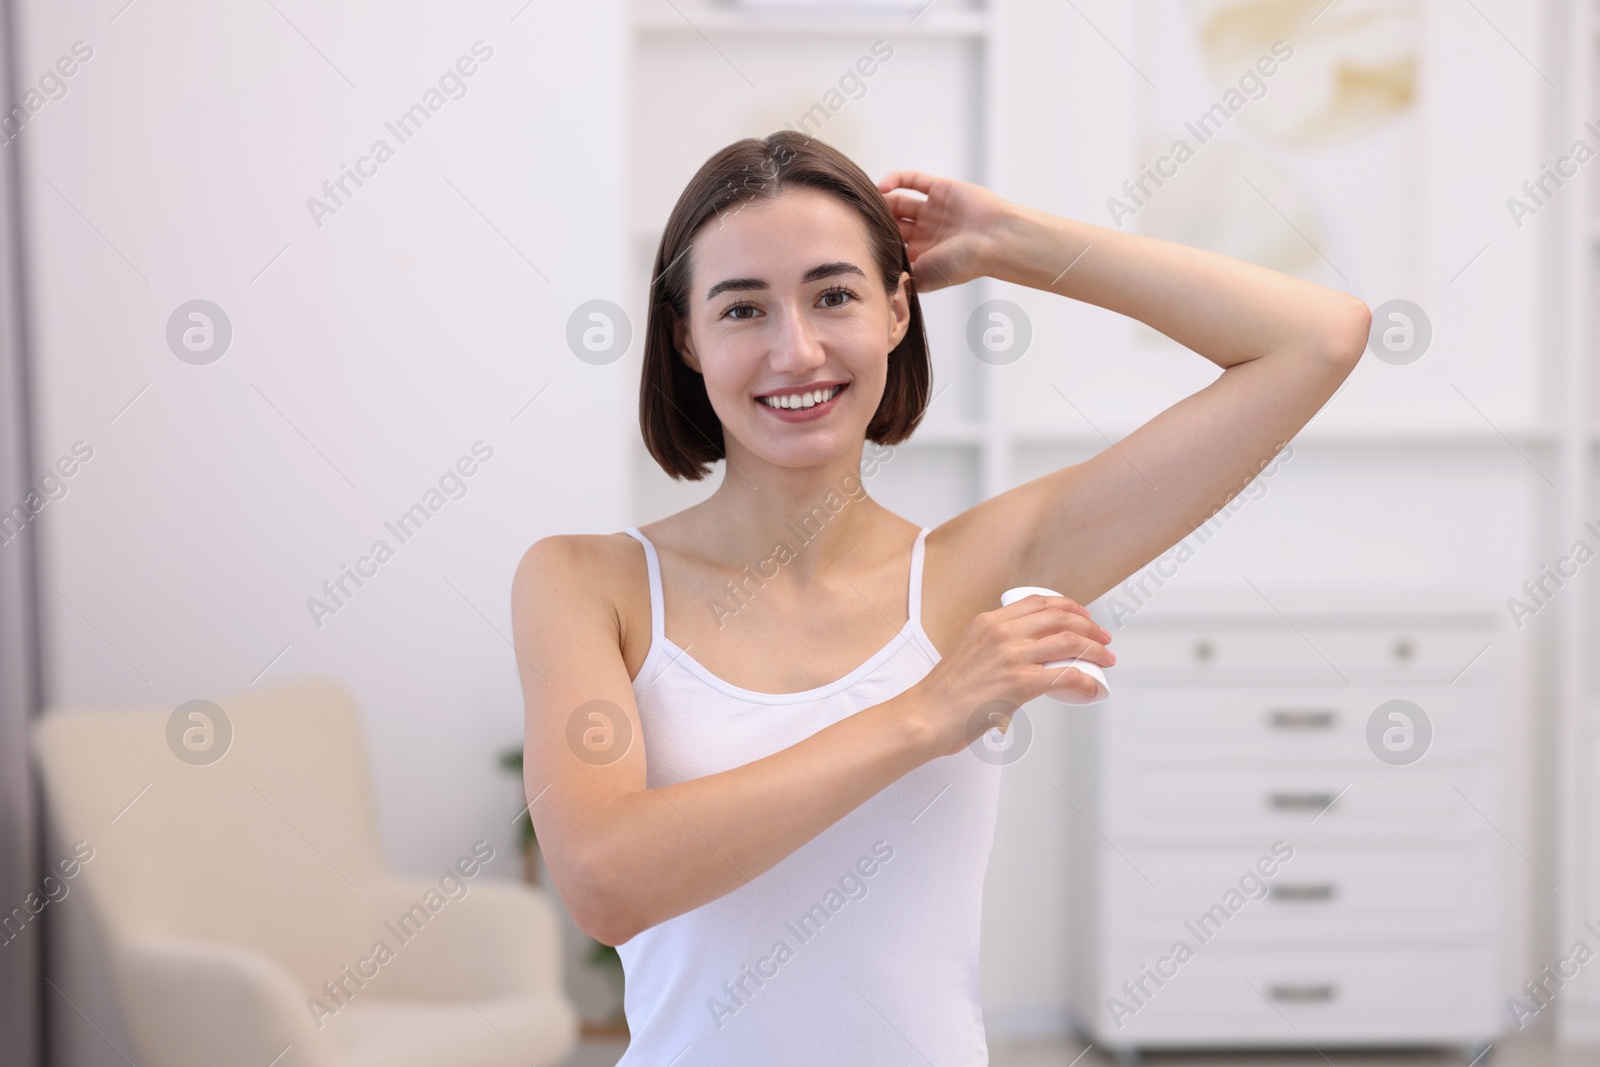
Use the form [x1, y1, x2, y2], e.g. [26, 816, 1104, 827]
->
[759, 384, 843, 410]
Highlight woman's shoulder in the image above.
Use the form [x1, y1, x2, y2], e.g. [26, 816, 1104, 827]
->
[515, 505, 707, 585]
[513, 530, 650, 597]
[511, 530, 656, 660]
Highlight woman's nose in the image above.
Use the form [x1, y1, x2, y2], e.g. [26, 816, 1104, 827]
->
[770, 305, 826, 371]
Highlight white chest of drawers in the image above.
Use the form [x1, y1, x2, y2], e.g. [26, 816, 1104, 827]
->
[1063, 588, 1507, 1062]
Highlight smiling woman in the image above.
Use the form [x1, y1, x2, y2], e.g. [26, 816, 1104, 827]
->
[510, 130, 1368, 1065]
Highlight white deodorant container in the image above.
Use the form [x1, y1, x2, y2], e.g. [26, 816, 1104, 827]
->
[1000, 586, 1112, 705]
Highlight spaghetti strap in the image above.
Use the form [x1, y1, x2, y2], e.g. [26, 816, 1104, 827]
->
[908, 527, 929, 622]
[907, 526, 937, 660]
[621, 528, 665, 648]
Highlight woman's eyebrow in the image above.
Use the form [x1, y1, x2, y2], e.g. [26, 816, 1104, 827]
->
[705, 261, 867, 302]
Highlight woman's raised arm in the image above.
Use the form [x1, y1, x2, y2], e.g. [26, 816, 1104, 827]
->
[879, 170, 1369, 607]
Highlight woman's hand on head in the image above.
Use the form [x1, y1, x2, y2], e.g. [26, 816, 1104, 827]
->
[877, 170, 1014, 293]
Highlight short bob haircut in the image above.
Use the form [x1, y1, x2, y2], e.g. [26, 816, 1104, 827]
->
[640, 131, 932, 481]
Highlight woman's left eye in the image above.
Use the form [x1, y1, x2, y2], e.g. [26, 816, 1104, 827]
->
[818, 286, 858, 308]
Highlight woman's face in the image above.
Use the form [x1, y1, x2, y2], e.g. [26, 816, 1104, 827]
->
[672, 186, 911, 472]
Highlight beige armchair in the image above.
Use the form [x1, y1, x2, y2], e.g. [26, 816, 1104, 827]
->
[30, 675, 578, 1067]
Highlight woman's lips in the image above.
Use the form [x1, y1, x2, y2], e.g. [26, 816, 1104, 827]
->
[755, 383, 847, 423]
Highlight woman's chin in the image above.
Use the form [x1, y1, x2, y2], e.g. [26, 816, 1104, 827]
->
[739, 432, 864, 473]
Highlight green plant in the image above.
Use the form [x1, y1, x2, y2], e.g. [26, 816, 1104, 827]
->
[497, 743, 536, 849]
[588, 939, 621, 971]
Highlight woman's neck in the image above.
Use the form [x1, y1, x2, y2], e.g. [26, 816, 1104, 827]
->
[678, 456, 891, 584]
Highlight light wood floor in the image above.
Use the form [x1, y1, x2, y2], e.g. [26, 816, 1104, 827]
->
[560, 1029, 1597, 1066]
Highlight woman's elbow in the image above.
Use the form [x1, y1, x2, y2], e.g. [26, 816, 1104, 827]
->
[1322, 293, 1371, 366]
[564, 842, 638, 947]
[580, 892, 637, 948]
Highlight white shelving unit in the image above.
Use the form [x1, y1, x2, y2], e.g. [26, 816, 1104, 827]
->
[1063, 587, 1506, 1061]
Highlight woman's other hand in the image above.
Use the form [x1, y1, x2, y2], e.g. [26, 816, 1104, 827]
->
[877, 170, 1013, 293]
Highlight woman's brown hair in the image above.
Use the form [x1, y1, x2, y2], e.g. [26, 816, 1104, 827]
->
[640, 132, 932, 481]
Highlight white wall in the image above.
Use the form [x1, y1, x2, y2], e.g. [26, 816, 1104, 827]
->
[15, 0, 629, 1061]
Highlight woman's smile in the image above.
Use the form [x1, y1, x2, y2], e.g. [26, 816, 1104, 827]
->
[754, 381, 849, 422]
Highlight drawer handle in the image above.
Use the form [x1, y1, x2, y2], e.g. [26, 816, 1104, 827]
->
[1268, 883, 1337, 902]
[1268, 983, 1338, 1003]
[1267, 791, 1339, 812]
[1267, 708, 1336, 730]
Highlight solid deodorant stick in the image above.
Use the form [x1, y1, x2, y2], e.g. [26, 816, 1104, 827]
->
[1000, 586, 1112, 705]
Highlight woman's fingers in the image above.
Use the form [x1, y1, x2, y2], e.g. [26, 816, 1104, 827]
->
[878, 169, 940, 196]
[1026, 617, 1115, 666]
[882, 189, 926, 222]
[909, 243, 955, 280]
[1047, 666, 1103, 697]
[1001, 592, 1096, 627]
[1006, 596, 1115, 666]
[1051, 633, 1117, 669]
[885, 208, 920, 245]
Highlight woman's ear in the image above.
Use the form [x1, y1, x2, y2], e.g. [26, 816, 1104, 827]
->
[887, 269, 912, 350]
[671, 313, 702, 373]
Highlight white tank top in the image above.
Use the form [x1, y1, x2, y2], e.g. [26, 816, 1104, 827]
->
[614, 525, 1002, 1066]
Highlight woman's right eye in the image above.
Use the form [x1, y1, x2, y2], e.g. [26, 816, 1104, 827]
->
[723, 302, 758, 320]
